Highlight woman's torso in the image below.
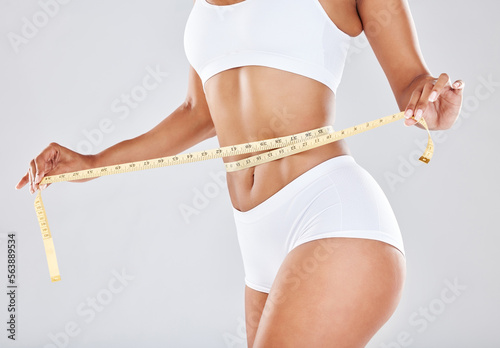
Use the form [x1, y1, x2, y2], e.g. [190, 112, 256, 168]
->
[186, 0, 362, 212]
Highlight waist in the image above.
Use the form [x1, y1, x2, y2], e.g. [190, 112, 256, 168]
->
[227, 140, 351, 212]
[204, 66, 348, 211]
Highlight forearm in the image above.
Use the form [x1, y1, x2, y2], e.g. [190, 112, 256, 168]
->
[357, 0, 432, 111]
[90, 102, 215, 168]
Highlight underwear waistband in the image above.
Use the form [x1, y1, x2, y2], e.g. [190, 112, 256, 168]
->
[232, 154, 356, 223]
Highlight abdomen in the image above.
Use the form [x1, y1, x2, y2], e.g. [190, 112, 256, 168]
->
[203, 66, 351, 212]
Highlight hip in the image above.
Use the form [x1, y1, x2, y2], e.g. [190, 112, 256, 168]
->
[232, 152, 405, 292]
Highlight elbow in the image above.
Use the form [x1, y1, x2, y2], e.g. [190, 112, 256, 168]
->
[202, 120, 217, 139]
[182, 99, 216, 140]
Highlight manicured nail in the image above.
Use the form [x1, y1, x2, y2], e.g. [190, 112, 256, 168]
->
[429, 91, 437, 102]
[40, 184, 48, 190]
[404, 109, 413, 119]
[415, 109, 423, 120]
[35, 174, 41, 184]
[453, 81, 461, 88]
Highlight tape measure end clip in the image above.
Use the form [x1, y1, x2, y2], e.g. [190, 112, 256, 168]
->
[51, 275, 61, 282]
[419, 156, 430, 164]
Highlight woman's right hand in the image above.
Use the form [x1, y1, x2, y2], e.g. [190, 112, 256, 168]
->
[15, 142, 96, 194]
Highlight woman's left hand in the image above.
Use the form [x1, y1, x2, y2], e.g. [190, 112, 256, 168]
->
[404, 73, 464, 130]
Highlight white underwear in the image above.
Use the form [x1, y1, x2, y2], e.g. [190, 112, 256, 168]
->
[232, 155, 405, 293]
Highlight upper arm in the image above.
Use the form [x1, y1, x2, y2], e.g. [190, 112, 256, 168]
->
[181, 0, 214, 135]
[185, 65, 209, 110]
[184, 65, 214, 131]
[356, 0, 431, 102]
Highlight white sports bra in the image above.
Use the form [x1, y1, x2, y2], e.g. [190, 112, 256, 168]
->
[183, 0, 351, 94]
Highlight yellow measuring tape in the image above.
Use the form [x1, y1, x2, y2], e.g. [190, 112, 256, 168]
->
[35, 111, 433, 282]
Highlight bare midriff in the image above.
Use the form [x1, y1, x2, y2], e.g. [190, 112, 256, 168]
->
[204, 66, 351, 212]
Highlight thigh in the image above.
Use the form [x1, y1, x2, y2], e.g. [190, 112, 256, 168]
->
[252, 237, 406, 348]
[245, 286, 268, 348]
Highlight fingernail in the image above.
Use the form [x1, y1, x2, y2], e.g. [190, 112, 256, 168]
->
[35, 174, 41, 184]
[429, 91, 437, 102]
[40, 184, 48, 190]
[415, 109, 423, 120]
[404, 109, 413, 119]
[453, 81, 461, 88]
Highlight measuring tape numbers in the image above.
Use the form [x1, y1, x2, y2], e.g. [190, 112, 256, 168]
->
[35, 111, 433, 282]
[34, 191, 61, 282]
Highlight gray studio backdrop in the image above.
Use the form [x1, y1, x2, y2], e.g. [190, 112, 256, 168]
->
[1, 0, 499, 347]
